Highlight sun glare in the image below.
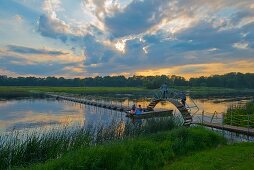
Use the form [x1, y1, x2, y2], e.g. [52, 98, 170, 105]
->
[115, 40, 126, 53]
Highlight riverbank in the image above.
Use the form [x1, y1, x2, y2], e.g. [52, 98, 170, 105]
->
[1, 86, 254, 99]
[17, 127, 225, 170]
[0, 86, 148, 98]
[175, 86, 254, 98]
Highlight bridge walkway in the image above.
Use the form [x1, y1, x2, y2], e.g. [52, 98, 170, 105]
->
[146, 88, 199, 126]
[195, 121, 254, 136]
[48, 94, 131, 112]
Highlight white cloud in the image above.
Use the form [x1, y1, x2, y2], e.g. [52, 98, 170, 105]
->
[142, 46, 149, 54]
[2, 0, 254, 77]
[43, 0, 62, 14]
[233, 42, 249, 49]
[115, 40, 126, 53]
[207, 48, 218, 52]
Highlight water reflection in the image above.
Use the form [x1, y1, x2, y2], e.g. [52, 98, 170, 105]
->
[0, 95, 251, 133]
[0, 99, 84, 132]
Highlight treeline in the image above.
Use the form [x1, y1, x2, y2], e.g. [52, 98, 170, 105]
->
[0, 72, 253, 89]
[189, 72, 254, 89]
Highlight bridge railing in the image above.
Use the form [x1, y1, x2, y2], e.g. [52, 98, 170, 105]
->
[150, 88, 200, 117]
[224, 112, 254, 129]
[193, 110, 254, 130]
[193, 111, 223, 124]
[82, 95, 153, 111]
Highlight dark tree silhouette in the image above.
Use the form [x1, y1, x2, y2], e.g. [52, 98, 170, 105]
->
[0, 72, 253, 89]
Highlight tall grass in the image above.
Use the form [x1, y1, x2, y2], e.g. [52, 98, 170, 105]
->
[224, 101, 254, 128]
[0, 117, 176, 169]
[26, 127, 226, 170]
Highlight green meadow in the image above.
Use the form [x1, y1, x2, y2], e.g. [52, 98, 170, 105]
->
[0, 86, 148, 98]
[165, 142, 254, 170]
[1, 86, 254, 98]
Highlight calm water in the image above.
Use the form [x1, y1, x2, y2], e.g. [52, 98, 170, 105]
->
[0, 98, 126, 133]
[0, 96, 252, 133]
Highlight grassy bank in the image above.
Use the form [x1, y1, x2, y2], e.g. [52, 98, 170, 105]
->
[1, 86, 254, 99]
[165, 142, 254, 170]
[20, 127, 225, 170]
[174, 86, 254, 97]
[0, 86, 148, 98]
[224, 101, 254, 128]
[0, 118, 176, 169]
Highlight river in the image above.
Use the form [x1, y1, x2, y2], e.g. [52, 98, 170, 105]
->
[0, 95, 252, 133]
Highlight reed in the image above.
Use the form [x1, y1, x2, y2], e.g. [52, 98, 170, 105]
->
[0, 117, 176, 169]
[25, 127, 226, 170]
[224, 101, 254, 128]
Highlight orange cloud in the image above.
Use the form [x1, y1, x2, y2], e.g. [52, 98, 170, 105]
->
[135, 60, 254, 79]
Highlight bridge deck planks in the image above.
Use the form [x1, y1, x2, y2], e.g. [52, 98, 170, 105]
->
[195, 121, 254, 136]
[47, 94, 169, 114]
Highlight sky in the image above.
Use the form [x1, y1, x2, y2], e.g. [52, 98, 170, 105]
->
[0, 0, 254, 78]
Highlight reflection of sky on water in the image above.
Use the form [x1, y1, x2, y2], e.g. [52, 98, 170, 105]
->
[0, 98, 127, 133]
[0, 96, 250, 133]
[84, 106, 126, 127]
[0, 99, 84, 132]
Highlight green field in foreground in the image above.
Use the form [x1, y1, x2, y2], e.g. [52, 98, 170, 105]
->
[165, 142, 254, 170]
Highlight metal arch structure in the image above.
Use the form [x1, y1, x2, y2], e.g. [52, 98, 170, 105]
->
[146, 89, 199, 126]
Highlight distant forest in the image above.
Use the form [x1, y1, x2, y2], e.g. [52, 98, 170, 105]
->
[0, 72, 253, 89]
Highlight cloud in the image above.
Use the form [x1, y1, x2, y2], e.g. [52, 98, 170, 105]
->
[0, 68, 20, 77]
[38, 14, 71, 42]
[38, 0, 96, 41]
[233, 42, 249, 49]
[2, 0, 254, 77]
[36, 0, 254, 77]
[82, 18, 254, 75]
[135, 60, 254, 79]
[7, 45, 68, 55]
[0, 46, 85, 77]
[104, 0, 169, 37]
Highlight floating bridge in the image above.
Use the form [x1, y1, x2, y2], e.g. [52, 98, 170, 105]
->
[46, 90, 254, 136]
[46, 88, 198, 126]
[48, 93, 131, 112]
